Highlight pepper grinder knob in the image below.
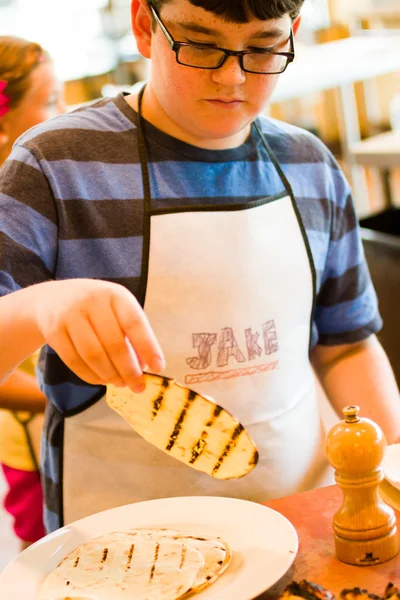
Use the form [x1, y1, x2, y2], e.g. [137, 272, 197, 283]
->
[325, 405, 399, 565]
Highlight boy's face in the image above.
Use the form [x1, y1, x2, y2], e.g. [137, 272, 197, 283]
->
[132, 0, 299, 149]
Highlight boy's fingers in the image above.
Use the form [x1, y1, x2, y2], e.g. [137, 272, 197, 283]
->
[50, 328, 107, 386]
[67, 318, 125, 386]
[112, 293, 165, 375]
[89, 304, 146, 391]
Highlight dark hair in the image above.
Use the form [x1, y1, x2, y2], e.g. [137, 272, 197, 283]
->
[148, 0, 304, 22]
[0, 36, 50, 109]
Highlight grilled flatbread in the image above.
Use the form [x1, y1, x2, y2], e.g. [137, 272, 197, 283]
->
[279, 581, 400, 600]
[340, 590, 383, 600]
[385, 584, 400, 600]
[126, 528, 232, 593]
[106, 373, 258, 479]
[279, 580, 336, 600]
[38, 536, 204, 600]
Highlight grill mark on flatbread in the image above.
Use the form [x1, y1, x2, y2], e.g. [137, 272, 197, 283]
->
[165, 390, 197, 452]
[250, 449, 259, 466]
[73, 557, 80, 568]
[121, 543, 135, 590]
[99, 547, 109, 571]
[125, 544, 134, 571]
[212, 423, 244, 475]
[179, 544, 187, 570]
[205, 404, 223, 427]
[189, 431, 208, 464]
[149, 542, 160, 583]
[152, 377, 169, 420]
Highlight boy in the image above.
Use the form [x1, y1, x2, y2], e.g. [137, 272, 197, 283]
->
[0, 0, 399, 533]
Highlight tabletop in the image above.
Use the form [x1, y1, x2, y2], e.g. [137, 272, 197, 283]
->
[260, 484, 400, 599]
[351, 130, 400, 168]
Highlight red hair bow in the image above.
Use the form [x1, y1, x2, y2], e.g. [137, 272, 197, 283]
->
[0, 81, 11, 118]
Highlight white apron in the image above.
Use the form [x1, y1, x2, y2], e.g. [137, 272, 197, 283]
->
[62, 90, 333, 525]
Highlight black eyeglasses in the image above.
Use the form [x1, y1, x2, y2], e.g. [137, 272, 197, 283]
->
[149, 5, 295, 75]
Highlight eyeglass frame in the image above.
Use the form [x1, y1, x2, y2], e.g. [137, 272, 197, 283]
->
[148, 4, 295, 75]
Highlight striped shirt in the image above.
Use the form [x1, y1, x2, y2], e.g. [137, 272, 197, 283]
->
[0, 93, 381, 530]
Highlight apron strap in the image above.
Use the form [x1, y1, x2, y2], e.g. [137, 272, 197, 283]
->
[11, 412, 40, 472]
[136, 90, 295, 204]
[253, 120, 293, 199]
[137, 84, 152, 307]
[135, 87, 316, 336]
[253, 119, 317, 351]
[137, 84, 151, 205]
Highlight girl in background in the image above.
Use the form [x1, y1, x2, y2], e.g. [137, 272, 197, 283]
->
[0, 36, 65, 550]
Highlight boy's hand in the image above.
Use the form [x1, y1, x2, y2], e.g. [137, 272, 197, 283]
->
[34, 279, 165, 392]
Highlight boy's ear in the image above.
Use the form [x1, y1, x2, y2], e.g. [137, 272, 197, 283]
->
[131, 0, 153, 59]
[292, 15, 301, 36]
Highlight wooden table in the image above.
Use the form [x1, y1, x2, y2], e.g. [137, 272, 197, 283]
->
[258, 485, 400, 599]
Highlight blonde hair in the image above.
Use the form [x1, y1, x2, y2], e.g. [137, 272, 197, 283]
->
[0, 36, 50, 109]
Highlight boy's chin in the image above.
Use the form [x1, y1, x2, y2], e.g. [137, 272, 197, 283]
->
[199, 121, 251, 144]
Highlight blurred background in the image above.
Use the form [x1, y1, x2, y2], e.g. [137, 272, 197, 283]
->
[1, 0, 399, 214]
[0, 0, 400, 573]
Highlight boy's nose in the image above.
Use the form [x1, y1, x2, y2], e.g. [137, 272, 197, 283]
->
[210, 55, 246, 86]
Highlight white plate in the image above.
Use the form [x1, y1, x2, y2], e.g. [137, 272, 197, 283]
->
[0, 496, 298, 600]
[383, 443, 400, 491]
[380, 479, 400, 512]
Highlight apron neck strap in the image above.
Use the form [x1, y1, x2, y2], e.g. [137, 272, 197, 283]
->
[137, 84, 152, 206]
[137, 86, 294, 202]
[253, 120, 293, 198]
[137, 84, 151, 307]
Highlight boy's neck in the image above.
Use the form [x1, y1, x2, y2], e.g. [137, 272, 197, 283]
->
[124, 86, 252, 150]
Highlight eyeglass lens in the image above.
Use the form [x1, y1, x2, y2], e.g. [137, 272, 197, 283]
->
[177, 46, 289, 73]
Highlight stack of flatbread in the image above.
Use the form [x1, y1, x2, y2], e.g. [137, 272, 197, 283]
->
[38, 528, 232, 600]
[107, 373, 258, 479]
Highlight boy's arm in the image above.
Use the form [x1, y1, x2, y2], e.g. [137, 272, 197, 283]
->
[0, 288, 44, 384]
[311, 335, 400, 444]
[0, 279, 165, 390]
[0, 370, 47, 412]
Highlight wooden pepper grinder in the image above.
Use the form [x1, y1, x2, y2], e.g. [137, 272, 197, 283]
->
[325, 405, 399, 566]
